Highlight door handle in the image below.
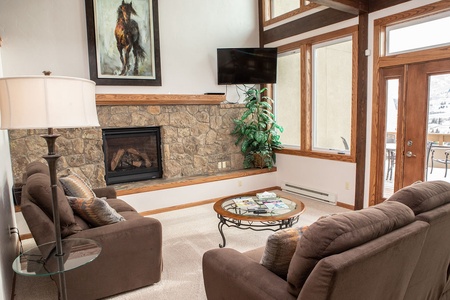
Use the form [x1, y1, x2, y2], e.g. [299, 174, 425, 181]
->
[406, 151, 416, 158]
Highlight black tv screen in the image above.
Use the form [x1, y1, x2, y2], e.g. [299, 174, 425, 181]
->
[217, 48, 277, 85]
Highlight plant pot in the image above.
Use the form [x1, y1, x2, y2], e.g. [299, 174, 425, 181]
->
[253, 153, 270, 169]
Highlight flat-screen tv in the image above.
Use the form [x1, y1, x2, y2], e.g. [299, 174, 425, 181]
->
[217, 48, 277, 85]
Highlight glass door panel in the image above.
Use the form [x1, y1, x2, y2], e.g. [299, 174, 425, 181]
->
[426, 73, 450, 181]
[383, 79, 399, 198]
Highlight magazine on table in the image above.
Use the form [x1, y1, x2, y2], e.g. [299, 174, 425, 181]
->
[263, 200, 289, 210]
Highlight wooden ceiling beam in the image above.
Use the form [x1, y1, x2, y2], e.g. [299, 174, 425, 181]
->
[310, 0, 368, 15]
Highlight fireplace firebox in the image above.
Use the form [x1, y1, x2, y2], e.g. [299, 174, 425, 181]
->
[102, 127, 162, 185]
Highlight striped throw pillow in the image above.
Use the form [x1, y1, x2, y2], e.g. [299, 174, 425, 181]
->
[260, 226, 309, 279]
[60, 173, 96, 199]
[67, 197, 125, 227]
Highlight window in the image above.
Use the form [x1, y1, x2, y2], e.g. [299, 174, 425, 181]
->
[386, 11, 450, 55]
[275, 50, 301, 148]
[274, 27, 356, 161]
[263, 0, 314, 25]
[272, 0, 300, 19]
[312, 37, 352, 153]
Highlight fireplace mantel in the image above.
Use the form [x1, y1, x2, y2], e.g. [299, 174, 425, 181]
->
[96, 94, 226, 106]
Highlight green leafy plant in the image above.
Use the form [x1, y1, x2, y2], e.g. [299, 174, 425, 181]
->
[232, 87, 283, 169]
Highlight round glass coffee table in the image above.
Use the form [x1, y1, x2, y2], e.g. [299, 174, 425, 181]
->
[213, 191, 305, 247]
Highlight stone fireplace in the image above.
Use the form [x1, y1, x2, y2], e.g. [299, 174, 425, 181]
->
[102, 126, 162, 185]
[8, 96, 246, 189]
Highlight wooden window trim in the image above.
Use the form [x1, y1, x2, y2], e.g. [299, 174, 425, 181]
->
[276, 26, 358, 163]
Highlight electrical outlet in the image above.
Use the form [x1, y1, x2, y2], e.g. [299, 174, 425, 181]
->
[222, 161, 227, 168]
[217, 162, 222, 169]
[345, 182, 350, 190]
[238, 180, 242, 187]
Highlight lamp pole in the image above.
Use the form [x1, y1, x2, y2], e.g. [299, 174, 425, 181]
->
[42, 128, 67, 300]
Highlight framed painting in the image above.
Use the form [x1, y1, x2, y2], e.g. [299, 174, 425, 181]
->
[85, 0, 161, 86]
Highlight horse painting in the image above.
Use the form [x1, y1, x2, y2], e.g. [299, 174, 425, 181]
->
[115, 1, 146, 76]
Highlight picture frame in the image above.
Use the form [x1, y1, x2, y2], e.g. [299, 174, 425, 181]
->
[85, 0, 161, 86]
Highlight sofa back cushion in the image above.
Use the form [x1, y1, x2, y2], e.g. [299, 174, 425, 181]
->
[25, 161, 50, 177]
[286, 201, 415, 296]
[25, 173, 82, 237]
[388, 180, 450, 214]
[298, 221, 429, 300]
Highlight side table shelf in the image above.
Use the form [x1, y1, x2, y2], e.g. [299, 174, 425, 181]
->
[13, 238, 101, 276]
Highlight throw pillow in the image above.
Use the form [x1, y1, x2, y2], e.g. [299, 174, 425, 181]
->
[67, 196, 125, 227]
[60, 173, 96, 199]
[260, 226, 309, 279]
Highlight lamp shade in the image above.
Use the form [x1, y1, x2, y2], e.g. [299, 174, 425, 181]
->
[0, 76, 99, 129]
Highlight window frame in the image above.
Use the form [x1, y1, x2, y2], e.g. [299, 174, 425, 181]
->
[274, 26, 358, 163]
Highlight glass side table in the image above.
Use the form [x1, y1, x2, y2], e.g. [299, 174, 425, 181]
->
[13, 238, 101, 276]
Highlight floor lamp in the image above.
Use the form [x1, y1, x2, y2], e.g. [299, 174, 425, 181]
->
[0, 74, 99, 300]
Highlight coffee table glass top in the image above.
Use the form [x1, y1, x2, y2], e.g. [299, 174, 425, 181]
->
[12, 238, 101, 277]
[214, 192, 305, 222]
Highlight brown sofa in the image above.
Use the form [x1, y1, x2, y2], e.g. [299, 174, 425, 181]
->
[203, 180, 450, 300]
[20, 162, 163, 300]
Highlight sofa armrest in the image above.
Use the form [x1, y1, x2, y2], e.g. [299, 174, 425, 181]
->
[202, 248, 295, 300]
[69, 215, 161, 247]
[93, 187, 117, 199]
[64, 216, 162, 299]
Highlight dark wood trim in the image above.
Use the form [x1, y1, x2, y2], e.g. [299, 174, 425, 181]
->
[263, 8, 355, 44]
[354, 13, 368, 210]
[258, 0, 264, 46]
[369, 0, 411, 13]
[96, 94, 226, 105]
[310, 0, 368, 15]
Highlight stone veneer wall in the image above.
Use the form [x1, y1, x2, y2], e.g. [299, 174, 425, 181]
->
[9, 103, 246, 188]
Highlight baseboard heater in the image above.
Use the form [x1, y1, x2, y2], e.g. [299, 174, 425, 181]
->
[282, 182, 337, 205]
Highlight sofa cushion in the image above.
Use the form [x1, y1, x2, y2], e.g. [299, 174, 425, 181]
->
[60, 173, 96, 199]
[388, 180, 450, 215]
[260, 226, 308, 279]
[286, 201, 415, 296]
[106, 199, 137, 213]
[67, 196, 125, 227]
[26, 173, 81, 237]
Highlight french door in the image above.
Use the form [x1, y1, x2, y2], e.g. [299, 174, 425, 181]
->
[372, 59, 450, 204]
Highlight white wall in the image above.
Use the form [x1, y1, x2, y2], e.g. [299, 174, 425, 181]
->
[122, 172, 278, 212]
[0, 46, 18, 300]
[275, 154, 356, 206]
[0, 0, 259, 102]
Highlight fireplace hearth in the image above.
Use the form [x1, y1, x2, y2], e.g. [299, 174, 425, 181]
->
[102, 127, 162, 185]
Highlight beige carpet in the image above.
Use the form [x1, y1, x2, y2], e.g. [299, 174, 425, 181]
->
[13, 192, 349, 299]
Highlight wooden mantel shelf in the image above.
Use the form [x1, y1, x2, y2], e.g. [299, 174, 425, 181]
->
[96, 94, 226, 105]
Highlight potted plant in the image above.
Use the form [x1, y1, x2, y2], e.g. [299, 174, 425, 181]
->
[232, 87, 283, 169]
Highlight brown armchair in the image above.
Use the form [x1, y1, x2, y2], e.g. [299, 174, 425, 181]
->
[20, 162, 162, 299]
